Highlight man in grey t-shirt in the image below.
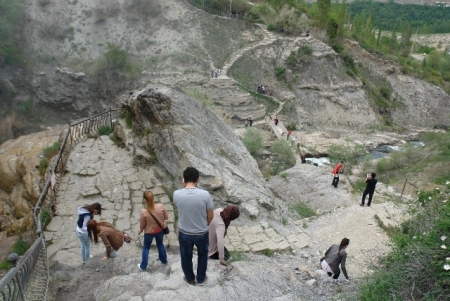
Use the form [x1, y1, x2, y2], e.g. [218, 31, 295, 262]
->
[174, 167, 214, 285]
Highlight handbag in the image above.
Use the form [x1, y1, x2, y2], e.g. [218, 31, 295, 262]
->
[149, 211, 169, 235]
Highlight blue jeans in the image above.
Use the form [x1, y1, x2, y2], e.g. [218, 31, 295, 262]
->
[178, 231, 209, 283]
[140, 231, 167, 269]
[76, 230, 90, 263]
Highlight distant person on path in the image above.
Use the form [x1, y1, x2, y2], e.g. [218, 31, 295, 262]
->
[76, 202, 101, 264]
[138, 190, 168, 271]
[331, 161, 344, 188]
[174, 167, 214, 285]
[320, 238, 350, 281]
[87, 220, 130, 260]
[274, 116, 279, 126]
[244, 119, 248, 127]
[249, 117, 253, 126]
[360, 173, 378, 207]
[300, 153, 306, 164]
[208, 206, 240, 266]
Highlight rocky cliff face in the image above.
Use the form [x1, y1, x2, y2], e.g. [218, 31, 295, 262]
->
[123, 84, 275, 216]
[0, 128, 61, 236]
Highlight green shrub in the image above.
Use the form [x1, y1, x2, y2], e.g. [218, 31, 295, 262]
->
[98, 125, 112, 136]
[270, 139, 296, 173]
[267, 24, 275, 31]
[286, 123, 297, 131]
[43, 141, 61, 159]
[263, 248, 275, 257]
[274, 66, 286, 79]
[292, 202, 316, 218]
[0, 237, 30, 270]
[229, 250, 248, 262]
[40, 209, 52, 230]
[39, 158, 48, 176]
[358, 187, 450, 300]
[104, 44, 128, 69]
[242, 127, 264, 157]
[379, 86, 391, 99]
[124, 110, 132, 128]
[299, 45, 313, 56]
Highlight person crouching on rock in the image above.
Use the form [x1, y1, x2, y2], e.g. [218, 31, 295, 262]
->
[320, 238, 350, 281]
[208, 206, 240, 266]
[87, 220, 126, 260]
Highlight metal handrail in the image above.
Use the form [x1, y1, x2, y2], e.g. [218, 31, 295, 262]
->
[0, 108, 121, 301]
[401, 178, 420, 199]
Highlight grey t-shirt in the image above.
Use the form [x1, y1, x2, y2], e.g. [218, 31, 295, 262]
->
[174, 187, 214, 234]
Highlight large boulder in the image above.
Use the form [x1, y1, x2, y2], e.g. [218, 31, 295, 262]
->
[123, 84, 275, 213]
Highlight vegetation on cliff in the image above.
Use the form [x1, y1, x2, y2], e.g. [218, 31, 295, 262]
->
[359, 186, 450, 300]
[0, 0, 24, 65]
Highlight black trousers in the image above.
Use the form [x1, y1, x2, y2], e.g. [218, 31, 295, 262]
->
[327, 270, 341, 279]
[361, 189, 375, 206]
[209, 246, 230, 261]
[332, 176, 339, 188]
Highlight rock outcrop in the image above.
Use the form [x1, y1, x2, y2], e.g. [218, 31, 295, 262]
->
[123, 84, 275, 215]
[0, 128, 61, 236]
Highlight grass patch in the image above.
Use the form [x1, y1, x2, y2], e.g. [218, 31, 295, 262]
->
[98, 125, 112, 136]
[373, 214, 399, 237]
[281, 217, 288, 225]
[262, 248, 275, 257]
[291, 202, 316, 218]
[40, 208, 52, 230]
[0, 237, 30, 270]
[228, 251, 248, 262]
[42, 141, 61, 159]
[351, 178, 367, 193]
[39, 140, 61, 176]
[183, 89, 213, 107]
[39, 158, 48, 176]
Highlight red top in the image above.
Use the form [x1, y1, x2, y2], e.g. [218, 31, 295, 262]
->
[332, 163, 343, 175]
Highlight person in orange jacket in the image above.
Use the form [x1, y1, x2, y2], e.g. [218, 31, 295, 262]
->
[331, 161, 344, 188]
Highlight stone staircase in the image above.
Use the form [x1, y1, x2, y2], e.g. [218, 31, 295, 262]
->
[216, 24, 277, 79]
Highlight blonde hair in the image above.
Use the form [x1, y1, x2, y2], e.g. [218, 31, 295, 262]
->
[143, 191, 155, 213]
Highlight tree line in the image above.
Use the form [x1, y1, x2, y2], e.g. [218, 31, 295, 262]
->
[347, 0, 450, 34]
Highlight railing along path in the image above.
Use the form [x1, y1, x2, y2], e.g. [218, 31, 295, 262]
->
[0, 109, 120, 301]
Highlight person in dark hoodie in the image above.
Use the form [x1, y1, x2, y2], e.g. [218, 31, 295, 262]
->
[208, 206, 240, 266]
[76, 202, 101, 264]
[320, 238, 350, 281]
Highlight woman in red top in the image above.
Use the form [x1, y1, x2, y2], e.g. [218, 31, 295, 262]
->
[137, 190, 169, 270]
[331, 161, 344, 188]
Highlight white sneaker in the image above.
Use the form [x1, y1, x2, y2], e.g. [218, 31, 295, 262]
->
[137, 263, 145, 271]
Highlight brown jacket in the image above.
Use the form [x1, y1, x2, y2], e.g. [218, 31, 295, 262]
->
[98, 222, 124, 257]
[139, 203, 168, 234]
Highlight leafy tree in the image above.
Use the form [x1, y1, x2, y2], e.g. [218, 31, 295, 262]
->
[269, 139, 296, 171]
[104, 44, 129, 69]
[316, 0, 331, 28]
